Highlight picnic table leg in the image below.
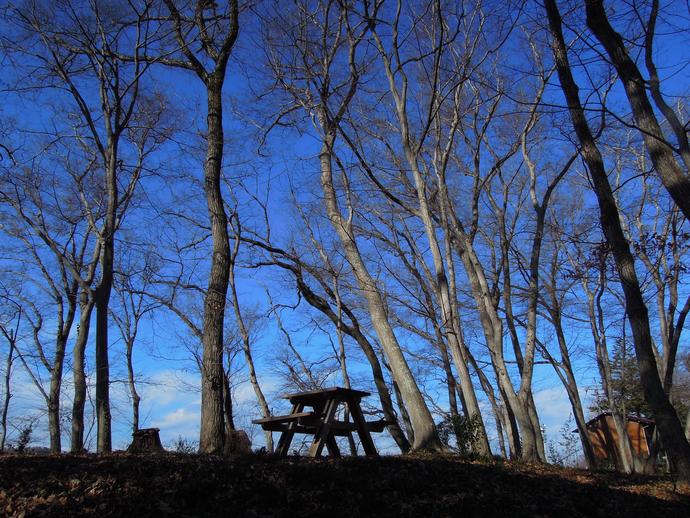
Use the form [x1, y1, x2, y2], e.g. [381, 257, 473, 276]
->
[310, 401, 341, 457]
[326, 435, 341, 458]
[276, 402, 303, 457]
[308, 398, 340, 458]
[347, 398, 379, 456]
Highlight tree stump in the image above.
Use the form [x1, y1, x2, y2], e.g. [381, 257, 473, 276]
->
[127, 428, 164, 454]
[224, 429, 251, 455]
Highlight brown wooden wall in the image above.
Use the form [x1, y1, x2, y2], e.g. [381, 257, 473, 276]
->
[587, 415, 650, 462]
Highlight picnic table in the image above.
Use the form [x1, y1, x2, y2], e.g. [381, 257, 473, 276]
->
[252, 387, 389, 458]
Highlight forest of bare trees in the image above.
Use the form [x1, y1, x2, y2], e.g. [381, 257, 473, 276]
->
[1, 0, 690, 482]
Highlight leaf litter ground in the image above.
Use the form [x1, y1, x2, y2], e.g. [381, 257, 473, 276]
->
[1, 453, 689, 516]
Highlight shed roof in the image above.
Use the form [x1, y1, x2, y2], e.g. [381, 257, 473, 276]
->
[585, 412, 655, 428]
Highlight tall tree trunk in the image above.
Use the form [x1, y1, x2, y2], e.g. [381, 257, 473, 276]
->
[546, 0, 690, 482]
[199, 76, 231, 454]
[94, 284, 112, 453]
[401, 137, 490, 456]
[223, 371, 235, 431]
[48, 343, 66, 453]
[71, 293, 94, 453]
[449, 221, 539, 460]
[126, 337, 140, 433]
[95, 150, 118, 454]
[320, 137, 442, 451]
[368, 13, 487, 453]
[0, 334, 15, 452]
[584, 0, 690, 221]
[48, 295, 76, 454]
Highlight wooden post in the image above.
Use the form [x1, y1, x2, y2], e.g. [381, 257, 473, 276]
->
[347, 397, 378, 456]
[276, 402, 303, 457]
[308, 398, 340, 457]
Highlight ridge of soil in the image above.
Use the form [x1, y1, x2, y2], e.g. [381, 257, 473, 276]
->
[1, 453, 689, 517]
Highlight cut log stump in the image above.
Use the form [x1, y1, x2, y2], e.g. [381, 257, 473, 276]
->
[127, 428, 164, 454]
[225, 429, 251, 455]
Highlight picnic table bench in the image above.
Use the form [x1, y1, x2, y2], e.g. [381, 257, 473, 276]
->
[252, 387, 390, 457]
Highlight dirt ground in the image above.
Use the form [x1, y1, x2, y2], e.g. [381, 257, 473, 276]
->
[1, 453, 689, 517]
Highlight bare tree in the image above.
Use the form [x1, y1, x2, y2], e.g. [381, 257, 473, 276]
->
[4, 0, 163, 452]
[261, 0, 442, 450]
[112, 250, 161, 433]
[0, 287, 22, 452]
[545, 0, 690, 482]
[149, 0, 240, 454]
[539, 218, 598, 469]
[227, 214, 273, 451]
[361, 0, 491, 455]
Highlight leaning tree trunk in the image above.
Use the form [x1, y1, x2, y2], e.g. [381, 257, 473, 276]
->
[320, 137, 442, 452]
[450, 222, 541, 461]
[546, 0, 690, 483]
[545, 271, 598, 469]
[409, 161, 491, 455]
[557, 345, 598, 469]
[584, 0, 690, 222]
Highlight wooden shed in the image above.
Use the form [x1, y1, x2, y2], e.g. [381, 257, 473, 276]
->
[585, 412, 655, 464]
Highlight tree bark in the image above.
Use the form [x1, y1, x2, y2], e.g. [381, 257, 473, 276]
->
[126, 337, 141, 433]
[94, 151, 118, 454]
[0, 330, 16, 452]
[584, 0, 690, 221]
[71, 292, 94, 453]
[319, 138, 443, 451]
[47, 337, 67, 453]
[199, 75, 231, 454]
[159, 0, 239, 454]
[546, 0, 690, 482]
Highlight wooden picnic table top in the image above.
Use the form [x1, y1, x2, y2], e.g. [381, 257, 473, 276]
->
[281, 386, 370, 404]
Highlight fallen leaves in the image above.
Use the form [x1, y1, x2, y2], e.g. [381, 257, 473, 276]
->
[0, 453, 688, 517]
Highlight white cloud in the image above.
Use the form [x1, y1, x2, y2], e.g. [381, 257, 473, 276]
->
[534, 386, 573, 427]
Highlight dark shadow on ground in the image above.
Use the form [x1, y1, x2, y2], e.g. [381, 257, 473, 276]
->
[1, 454, 688, 517]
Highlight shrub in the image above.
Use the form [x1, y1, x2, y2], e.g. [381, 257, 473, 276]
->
[171, 436, 197, 454]
[437, 414, 483, 456]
